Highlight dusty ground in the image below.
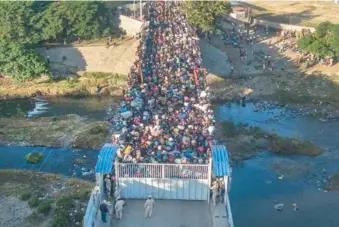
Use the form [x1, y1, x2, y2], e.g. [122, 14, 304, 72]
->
[0, 114, 110, 150]
[205, 24, 339, 118]
[0, 170, 94, 227]
[245, 1, 339, 27]
[38, 38, 138, 76]
[0, 196, 33, 227]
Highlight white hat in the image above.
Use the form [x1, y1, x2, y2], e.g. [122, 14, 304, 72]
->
[148, 195, 152, 198]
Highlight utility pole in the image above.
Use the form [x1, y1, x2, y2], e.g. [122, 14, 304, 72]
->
[140, 0, 143, 21]
[133, 0, 136, 18]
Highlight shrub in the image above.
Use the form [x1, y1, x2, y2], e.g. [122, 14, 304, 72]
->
[37, 201, 52, 215]
[28, 196, 41, 208]
[51, 211, 69, 227]
[74, 211, 85, 223]
[89, 124, 106, 134]
[20, 192, 32, 201]
[24, 152, 45, 164]
[56, 196, 75, 210]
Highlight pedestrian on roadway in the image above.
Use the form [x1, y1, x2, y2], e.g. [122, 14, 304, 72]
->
[144, 195, 155, 218]
[100, 202, 110, 223]
[115, 197, 125, 220]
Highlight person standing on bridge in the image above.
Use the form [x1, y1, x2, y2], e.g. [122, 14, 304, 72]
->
[115, 197, 125, 220]
[211, 180, 219, 206]
[99, 202, 110, 223]
[144, 195, 155, 218]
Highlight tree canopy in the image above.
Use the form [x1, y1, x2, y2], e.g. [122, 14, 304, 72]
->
[297, 21, 339, 58]
[0, 1, 124, 80]
[181, 1, 232, 32]
[0, 39, 50, 81]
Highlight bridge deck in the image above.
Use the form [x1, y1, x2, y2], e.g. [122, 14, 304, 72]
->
[111, 200, 212, 227]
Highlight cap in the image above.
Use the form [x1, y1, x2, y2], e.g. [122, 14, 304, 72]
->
[148, 195, 152, 198]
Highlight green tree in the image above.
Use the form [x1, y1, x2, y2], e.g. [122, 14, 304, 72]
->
[328, 24, 339, 56]
[35, 2, 101, 42]
[298, 21, 339, 58]
[297, 35, 314, 50]
[0, 2, 41, 44]
[0, 40, 50, 81]
[315, 21, 332, 38]
[181, 1, 232, 32]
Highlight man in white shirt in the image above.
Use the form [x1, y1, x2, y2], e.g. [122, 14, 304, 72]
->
[144, 195, 155, 218]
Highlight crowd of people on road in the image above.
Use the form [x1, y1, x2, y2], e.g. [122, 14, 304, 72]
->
[111, 1, 216, 165]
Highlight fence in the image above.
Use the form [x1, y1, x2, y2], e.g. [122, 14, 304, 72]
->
[116, 162, 211, 200]
[117, 163, 209, 179]
[224, 176, 234, 227]
[83, 186, 101, 227]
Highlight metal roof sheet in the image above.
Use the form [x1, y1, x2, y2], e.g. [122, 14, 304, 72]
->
[95, 143, 118, 174]
[212, 145, 230, 177]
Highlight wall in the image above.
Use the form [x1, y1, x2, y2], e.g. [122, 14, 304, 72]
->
[119, 15, 144, 36]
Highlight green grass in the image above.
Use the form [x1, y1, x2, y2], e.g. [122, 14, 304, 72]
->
[24, 152, 45, 164]
[72, 121, 110, 150]
[20, 192, 32, 201]
[28, 196, 41, 208]
[59, 77, 80, 90]
[51, 211, 69, 227]
[56, 196, 75, 210]
[37, 201, 52, 215]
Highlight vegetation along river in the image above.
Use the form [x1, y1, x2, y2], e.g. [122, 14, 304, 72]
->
[1, 98, 339, 226]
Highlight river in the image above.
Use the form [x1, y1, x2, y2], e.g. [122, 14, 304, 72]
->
[215, 102, 339, 227]
[1, 98, 339, 226]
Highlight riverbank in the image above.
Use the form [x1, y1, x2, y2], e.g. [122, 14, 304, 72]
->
[0, 114, 110, 150]
[203, 20, 339, 119]
[0, 170, 94, 227]
[216, 120, 324, 160]
[0, 72, 127, 100]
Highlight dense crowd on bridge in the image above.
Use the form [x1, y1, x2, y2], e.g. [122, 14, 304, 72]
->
[112, 1, 216, 165]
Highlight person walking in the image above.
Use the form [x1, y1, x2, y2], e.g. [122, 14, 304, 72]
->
[99, 202, 110, 223]
[115, 197, 125, 220]
[144, 195, 155, 218]
[218, 178, 225, 203]
[210, 180, 219, 206]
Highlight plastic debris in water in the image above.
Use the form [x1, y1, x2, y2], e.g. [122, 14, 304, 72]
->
[274, 203, 284, 211]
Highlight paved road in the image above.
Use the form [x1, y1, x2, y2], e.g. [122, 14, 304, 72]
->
[110, 200, 213, 227]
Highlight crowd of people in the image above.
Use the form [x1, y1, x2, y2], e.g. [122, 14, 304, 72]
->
[111, 1, 216, 165]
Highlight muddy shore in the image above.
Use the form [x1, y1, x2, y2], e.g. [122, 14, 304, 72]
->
[215, 120, 324, 160]
[0, 114, 110, 150]
[0, 72, 127, 100]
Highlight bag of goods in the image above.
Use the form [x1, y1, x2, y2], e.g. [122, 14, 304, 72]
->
[121, 111, 133, 119]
